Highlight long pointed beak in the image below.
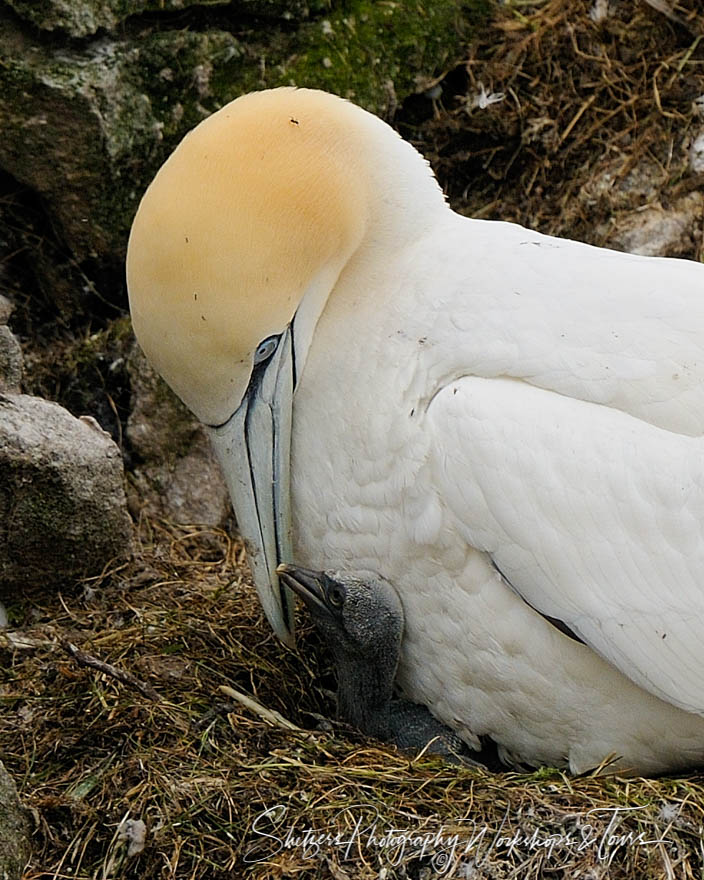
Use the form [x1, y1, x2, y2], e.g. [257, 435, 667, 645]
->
[207, 328, 296, 646]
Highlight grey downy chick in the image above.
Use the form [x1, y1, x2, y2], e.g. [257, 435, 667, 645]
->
[277, 564, 487, 767]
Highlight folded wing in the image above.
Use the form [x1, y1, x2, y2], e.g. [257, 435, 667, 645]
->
[428, 374, 704, 714]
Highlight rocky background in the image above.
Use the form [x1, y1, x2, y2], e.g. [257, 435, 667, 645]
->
[0, 0, 702, 876]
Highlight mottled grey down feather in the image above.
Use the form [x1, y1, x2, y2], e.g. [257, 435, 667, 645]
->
[277, 564, 497, 768]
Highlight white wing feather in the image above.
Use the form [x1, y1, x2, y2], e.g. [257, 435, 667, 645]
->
[427, 374, 704, 714]
[421, 219, 704, 436]
[411, 218, 704, 717]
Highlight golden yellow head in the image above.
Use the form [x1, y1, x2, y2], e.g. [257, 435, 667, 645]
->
[126, 88, 369, 425]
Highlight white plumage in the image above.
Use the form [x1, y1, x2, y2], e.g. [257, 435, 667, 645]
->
[127, 88, 704, 773]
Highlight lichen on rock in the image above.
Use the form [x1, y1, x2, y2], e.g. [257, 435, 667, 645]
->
[4, 0, 231, 38]
[0, 327, 23, 393]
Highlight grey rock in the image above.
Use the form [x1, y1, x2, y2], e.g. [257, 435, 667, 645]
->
[0, 393, 133, 598]
[156, 432, 231, 526]
[690, 128, 704, 175]
[581, 157, 663, 211]
[0, 295, 13, 324]
[4, 0, 319, 39]
[0, 327, 23, 393]
[0, 297, 22, 392]
[127, 345, 230, 526]
[0, 760, 31, 879]
[579, 156, 703, 259]
[611, 192, 704, 258]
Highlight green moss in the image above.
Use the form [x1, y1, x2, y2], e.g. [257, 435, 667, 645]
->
[207, 0, 493, 116]
[31, 318, 132, 387]
[277, 0, 492, 114]
[1, 603, 25, 627]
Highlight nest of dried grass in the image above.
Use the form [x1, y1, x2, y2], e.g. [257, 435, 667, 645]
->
[3, 518, 704, 880]
[4, 2, 704, 878]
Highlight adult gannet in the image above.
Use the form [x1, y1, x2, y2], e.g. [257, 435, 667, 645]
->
[127, 87, 704, 774]
[278, 564, 488, 765]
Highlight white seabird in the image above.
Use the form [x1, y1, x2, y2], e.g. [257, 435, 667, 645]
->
[127, 87, 704, 774]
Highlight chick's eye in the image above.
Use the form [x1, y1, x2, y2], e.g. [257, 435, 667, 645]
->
[253, 335, 280, 365]
[327, 583, 345, 609]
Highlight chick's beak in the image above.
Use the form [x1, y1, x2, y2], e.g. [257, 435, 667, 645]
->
[277, 563, 329, 615]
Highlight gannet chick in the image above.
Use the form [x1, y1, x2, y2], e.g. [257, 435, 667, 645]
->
[277, 563, 486, 766]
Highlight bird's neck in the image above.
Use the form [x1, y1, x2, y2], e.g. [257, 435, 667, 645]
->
[335, 655, 396, 740]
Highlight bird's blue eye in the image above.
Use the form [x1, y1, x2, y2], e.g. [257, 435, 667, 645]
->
[253, 335, 279, 365]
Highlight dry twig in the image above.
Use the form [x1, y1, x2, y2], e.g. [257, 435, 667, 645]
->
[60, 638, 161, 702]
[219, 684, 303, 730]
